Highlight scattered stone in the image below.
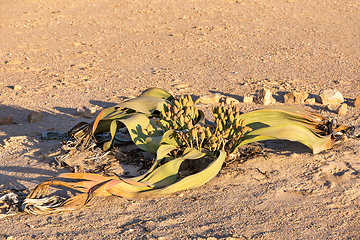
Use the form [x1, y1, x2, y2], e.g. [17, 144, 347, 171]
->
[0, 115, 13, 125]
[304, 98, 316, 104]
[243, 95, 253, 103]
[225, 96, 240, 105]
[197, 93, 222, 104]
[354, 94, 360, 108]
[76, 106, 97, 117]
[318, 89, 344, 106]
[28, 111, 43, 123]
[13, 85, 22, 91]
[325, 104, 339, 111]
[254, 88, 276, 105]
[337, 103, 347, 115]
[283, 91, 308, 104]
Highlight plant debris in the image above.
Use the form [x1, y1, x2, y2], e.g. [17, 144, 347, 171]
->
[0, 187, 28, 219]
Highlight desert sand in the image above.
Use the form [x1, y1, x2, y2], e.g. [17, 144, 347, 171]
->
[1, 0, 360, 239]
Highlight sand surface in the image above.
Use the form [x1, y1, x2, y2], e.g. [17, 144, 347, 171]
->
[1, 0, 360, 239]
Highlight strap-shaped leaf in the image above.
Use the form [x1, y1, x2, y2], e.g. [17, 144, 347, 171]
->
[92, 107, 118, 134]
[144, 149, 226, 195]
[240, 106, 329, 134]
[117, 113, 160, 154]
[160, 129, 184, 147]
[119, 97, 170, 116]
[23, 147, 206, 213]
[137, 87, 174, 101]
[130, 143, 179, 183]
[77, 88, 174, 148]
[137, 148, 205, 187]
[102, 120, 118, 151]
[239, 122, 334, 154]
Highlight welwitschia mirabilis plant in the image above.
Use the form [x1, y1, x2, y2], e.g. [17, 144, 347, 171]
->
[23, 88, 351, 215]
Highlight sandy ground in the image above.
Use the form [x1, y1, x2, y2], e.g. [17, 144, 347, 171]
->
[1, 0, 360, 239]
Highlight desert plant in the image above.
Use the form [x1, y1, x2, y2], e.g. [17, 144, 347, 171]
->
[22, 88, 350, 215]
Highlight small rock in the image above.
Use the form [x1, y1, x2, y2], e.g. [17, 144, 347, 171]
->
[354, 94, 360, 108]
[254, 88, 276, 105]
[318, 89, 344, 106]
[325, 104, 339, 111]
[76, 106, 97, 117]
[337, 103, 347, 115]
[243, 95, 253, 103]
[14, 85, 22, 91]
[28, 111, 43, 123]
[0, 115, 13, 125]
[225, 96, 240, 105]
[197, 93, 222, 104]
[284, 91, 308, 104]
[304, 98, 316, 104]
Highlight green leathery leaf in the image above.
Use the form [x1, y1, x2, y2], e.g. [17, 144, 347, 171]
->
[131, 130, 193, 183]
[92, 106, 118, 134]
[116, 88, 173, 116]
[238, 122, 334, 154]
[239, 106, 327, 134]
[118, 113, 162, 154]
[103, 120, 119, 151]
[156, 144, 178, 160]
[144, 135, 163, 155]
[93, 118, 125, 135]
[137, 87, 174, 101]
[159, 130, 184, 147]
[119, 97, 170, 116]
[138, 148, 205, 189]
[92, 88, 174, 136]
[131, 143, 178, 182]
[142, 149, 226, 195]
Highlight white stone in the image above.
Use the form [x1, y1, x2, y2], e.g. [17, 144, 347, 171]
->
[337, 103, 347, 115]
[243, 95, 253, 103]
[197, 93, 222, 104]
[14, 85, 22, 91]
[318, 89, 344, 106]
[76, 106, 97, 117]
[304, 98, 316, 104]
